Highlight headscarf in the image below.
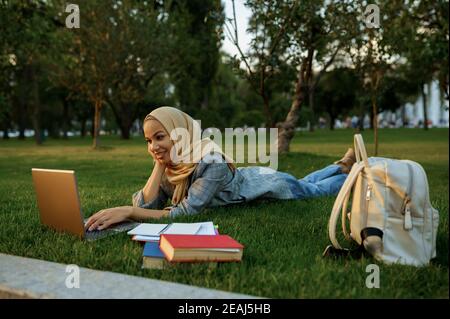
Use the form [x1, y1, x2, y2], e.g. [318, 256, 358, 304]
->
[144, 106, 235, 205]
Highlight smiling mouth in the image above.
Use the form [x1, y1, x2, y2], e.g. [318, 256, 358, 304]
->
[154, 152, 165, 158]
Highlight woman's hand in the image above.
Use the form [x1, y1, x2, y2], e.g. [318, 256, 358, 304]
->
[84, 206, 133, 231]
[150, 150, 168, 166]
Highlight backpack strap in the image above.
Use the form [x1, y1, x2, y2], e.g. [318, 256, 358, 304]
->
[354, 134, 386, 232]
[354, 133, 377, 187]
[323, 227, 382, 260]
[354, 134, 370, 170]
[341, 189, 351, 241]
[327, 134, 385, 257]
[340, 135, 372, 242]
[328, 162, 365, 249]
[322, 243, 366, 259]
[361, 227, 383, 239]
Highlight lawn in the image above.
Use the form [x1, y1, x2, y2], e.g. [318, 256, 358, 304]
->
[0, 128, 448, 298]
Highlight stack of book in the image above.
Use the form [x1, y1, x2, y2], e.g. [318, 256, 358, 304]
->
[127, 221, 244, 269]
[142, 241, 166, 269]
[160, 234, 244, 263]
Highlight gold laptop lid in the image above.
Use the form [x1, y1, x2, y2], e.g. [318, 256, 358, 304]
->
[31, 168, 85, 238]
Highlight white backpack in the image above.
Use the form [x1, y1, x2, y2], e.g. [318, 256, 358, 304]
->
[327, 134, 439, 266]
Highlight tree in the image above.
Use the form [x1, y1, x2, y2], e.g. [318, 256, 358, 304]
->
[166, 0, 224, 119]
[49, 1, 167, 146]
[316, 68, 359, 130]
[388, 0, 449, 129]
[225, 0, 299, 129]
[0, 51, 14, 139]
[228, 0, 358, 153]
[315, 68, 359, 130]
[0, 1, 61, 145]
[348, 1, 408, 155]
[103, 1, 168, 139]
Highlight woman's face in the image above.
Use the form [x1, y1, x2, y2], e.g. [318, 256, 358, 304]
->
[143, 119, 173, 164]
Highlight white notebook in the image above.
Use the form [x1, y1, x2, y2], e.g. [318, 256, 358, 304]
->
[127, 223, 168, 236]
[163, 223, 201, 235]
[128, 222, 216, 241]
[128, 222, 203, 237]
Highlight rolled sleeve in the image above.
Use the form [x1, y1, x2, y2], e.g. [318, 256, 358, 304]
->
[168, 161, 230, 217]
[132, 187, 168, 210]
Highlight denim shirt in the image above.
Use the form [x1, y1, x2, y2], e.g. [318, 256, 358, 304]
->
[132, 153, 241, 217]
[132, 152, 304, 217]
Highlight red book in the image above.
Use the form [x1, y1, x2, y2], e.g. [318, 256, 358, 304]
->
[159, 234, 244, 262]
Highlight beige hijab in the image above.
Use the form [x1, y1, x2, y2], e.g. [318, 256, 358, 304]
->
[144, 106, 235, 205]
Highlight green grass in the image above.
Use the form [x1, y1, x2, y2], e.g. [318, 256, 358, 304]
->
[0, 128, 448, 298]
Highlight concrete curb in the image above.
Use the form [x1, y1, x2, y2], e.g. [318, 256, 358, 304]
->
[0, 253, 261, 299]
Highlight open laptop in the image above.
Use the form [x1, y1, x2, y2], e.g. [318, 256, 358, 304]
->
[31, 168, 139, 240]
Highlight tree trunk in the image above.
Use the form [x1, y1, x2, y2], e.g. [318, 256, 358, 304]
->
[92, 100, 102, 149]
[119, 120, 132, 139]
[329, 114, 336, 130]
[80, 118, 87, 137]
[17, 70, 27, 140]
[28, 64, 42, 145]
[262, 94, 273, 128]
[372, 94, 378, 156]
[18, 127, 25, 140]
[277, 52, 312, 153]
[357, 115, 364, 132]
[308, 88, 315, 132]
[439, 73, 449, 101]
[1, 115, 9, 139]
[90, 119, 95, 137]
[421, 83, 429, 130]
[62, 97, 70, 139]
[201, 89, 210, 111]
[401, 104, 407, 127]
[276, 77, 306, 153]
[108, 101, 134, 140]
[48, 126, 60, 139]
[369, 110, 374, 130]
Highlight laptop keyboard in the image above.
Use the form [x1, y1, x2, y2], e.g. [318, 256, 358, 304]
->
[85, 228, 104, 235]
[83, 219, 139, 240]
[85, 228, 113, 240]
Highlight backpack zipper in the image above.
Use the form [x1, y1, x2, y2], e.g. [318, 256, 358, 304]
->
[402, 196, 413, 230]
[402, 163, 414, 231]
[364, 184, 372, 235]
[366, 184, 372, 201]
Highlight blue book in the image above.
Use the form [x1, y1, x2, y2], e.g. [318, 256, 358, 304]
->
[142, 241, 165, 269]
[143, 241, 165, 258]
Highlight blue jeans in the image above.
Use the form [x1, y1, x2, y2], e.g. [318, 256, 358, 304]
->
[279, 164, 347, 200]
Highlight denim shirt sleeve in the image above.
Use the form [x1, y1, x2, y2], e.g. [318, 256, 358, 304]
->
[168, 155, 232, 217]
[131, 188, 168, 210]
[131, 177, 171, 210]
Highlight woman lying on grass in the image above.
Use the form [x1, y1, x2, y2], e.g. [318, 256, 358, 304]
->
[85, 106, 356, 231]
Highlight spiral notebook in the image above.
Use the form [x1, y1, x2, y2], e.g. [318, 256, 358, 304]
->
[129, 222, 216, 242]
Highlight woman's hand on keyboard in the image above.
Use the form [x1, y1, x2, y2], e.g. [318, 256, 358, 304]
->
[85, 206, 133, 231]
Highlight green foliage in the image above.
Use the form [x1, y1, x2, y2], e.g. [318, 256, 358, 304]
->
[165, 0, 224, 118]
[0, 0, 448, 142]
[381, 0, 449, 91]
[296, 106, 314, 128]
[315, 68, 360, 127]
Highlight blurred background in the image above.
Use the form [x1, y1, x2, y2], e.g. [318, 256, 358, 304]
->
[0, 0, 448, 151]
